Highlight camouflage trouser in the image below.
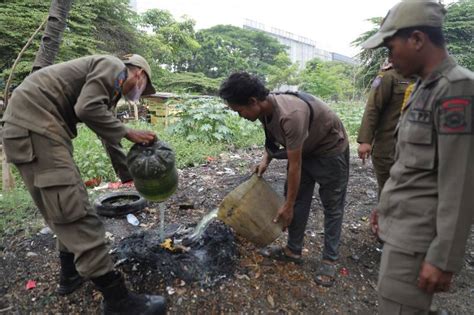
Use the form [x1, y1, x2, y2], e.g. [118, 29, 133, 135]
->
[2, 123, 113, 278]
[372, 155, 394, 198]
[378, 243, 433, 314]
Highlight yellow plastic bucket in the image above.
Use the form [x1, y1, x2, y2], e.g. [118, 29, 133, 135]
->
[217, 175, 284, 247]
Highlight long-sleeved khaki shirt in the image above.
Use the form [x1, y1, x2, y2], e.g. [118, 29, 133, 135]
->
[378, 56, 474, 272]
[357, 69, 413, 158]
[2, 55, 128, 147]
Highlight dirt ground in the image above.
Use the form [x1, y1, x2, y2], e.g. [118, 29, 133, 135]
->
[0, 148, 473, 314]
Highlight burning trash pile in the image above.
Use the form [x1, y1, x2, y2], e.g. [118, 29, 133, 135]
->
[113, 220, 238, 287]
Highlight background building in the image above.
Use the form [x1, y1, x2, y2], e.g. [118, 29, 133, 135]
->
[244, 19, 357, 69]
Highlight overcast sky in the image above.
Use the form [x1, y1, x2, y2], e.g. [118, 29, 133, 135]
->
[136, 0, 456, 58]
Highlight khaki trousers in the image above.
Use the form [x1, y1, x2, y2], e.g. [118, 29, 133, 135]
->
[378, 243, 433, 314]
[372, 156, 394, 198]
[2, 123, 113, 278]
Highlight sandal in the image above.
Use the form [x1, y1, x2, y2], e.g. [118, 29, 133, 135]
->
[315, 261, 337, 287]
[260, 245, 303, 264]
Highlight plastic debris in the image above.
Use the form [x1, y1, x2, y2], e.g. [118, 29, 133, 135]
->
[267, 295, 275, 308]
[339, 267, 349, 276]
[26, 280, 36, 290]
[39, 226, 53, 235]
[166, 286, 176, 295]
[161, 239, 174, 251]
[126, 213, 140, 226]
[84, 177, 101, 188]
[108, 181, 134, 190]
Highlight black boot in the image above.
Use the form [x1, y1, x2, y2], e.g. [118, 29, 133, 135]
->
[92, 270, 166, 315]
[57, 251, 84, 295]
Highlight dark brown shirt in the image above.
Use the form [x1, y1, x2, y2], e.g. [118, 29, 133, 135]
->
[265, 94, 348, 157]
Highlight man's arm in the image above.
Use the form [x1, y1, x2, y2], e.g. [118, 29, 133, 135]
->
[424, 90, 474, 273]
[357, 72, 393, 162]
[273, 147, 302, 229]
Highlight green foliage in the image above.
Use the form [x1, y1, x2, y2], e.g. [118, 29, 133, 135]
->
[445, 0, 474, 70]
[300, 59, 357, 102]
[354, 1, 474, 91]
[73, 125, 117, 181]
[168, 97, 248, 143]
[0, 0, 140, 88]
[139, 9, 200, 72]
[266, 52, 301, 90]
[0, 188, 37, 236]
[329, 101, 365, 144]
[191, 25, 290, 80]
[351, 17, 387, 91]
[155, 72, 222, 95]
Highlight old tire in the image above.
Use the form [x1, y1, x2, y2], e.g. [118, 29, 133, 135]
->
[94, 191, 147, 217]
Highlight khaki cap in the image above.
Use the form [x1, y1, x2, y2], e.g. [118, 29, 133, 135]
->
[121, 54, 156, 95]
[362, 0, 447, 49]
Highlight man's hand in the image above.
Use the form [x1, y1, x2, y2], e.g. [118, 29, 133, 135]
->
[418, 261, 453, 294]
[358, 143, 372, 164]
[370, 208, 379, 237]
[125, 129, 157, 145]
[254, 152, 271, 177]
[273, 203, 294, 231]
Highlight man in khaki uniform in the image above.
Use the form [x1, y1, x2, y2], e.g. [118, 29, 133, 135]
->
[362, 1, 474, 313]
[1, 54, 166, 314]
[357, 63, 413, 196]
[219, 72, 349, 287]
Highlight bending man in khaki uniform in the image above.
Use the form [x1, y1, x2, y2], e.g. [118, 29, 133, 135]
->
[362, 1, 474, 313]
[357, 63, 413, 196]
[219, 72, 349, 287]
[1, 54, 166, 314]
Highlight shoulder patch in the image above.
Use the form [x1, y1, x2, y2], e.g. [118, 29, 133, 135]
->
[438, 96, 472, 134]
[371, 75, 383, 89]
[112, 68, 127, 99]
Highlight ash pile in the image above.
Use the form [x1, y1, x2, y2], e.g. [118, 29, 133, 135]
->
[114, 221, 238, 287]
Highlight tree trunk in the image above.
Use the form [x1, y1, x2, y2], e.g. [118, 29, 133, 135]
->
[31, 0, 73, 72]
[2, 0, 72, 192]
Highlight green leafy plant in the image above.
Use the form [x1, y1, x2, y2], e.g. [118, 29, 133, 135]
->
[167, 97, 234, 143]
[329, 102, 365, 144]
[73, 125, 116, 182]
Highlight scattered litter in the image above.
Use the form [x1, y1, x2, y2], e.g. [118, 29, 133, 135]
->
[107, 181, 134, 190]
[105, 232, 115, 242]
[339, 267, 349, 276]
[92, 183, 109, 191]
[39, 226, 52, 235]
[223, 168, 235, 175]
[161, 239, 174, 251]
[267, 295, 275, 308]
[126, 213, 140, 226]
[365, 189, 377, 198]
[26, 252, 38, 258]
[236, 274, 251, 281]
[351, 254, 360, 262]
[114, 258, 128, 267]
[166, 286, 176, 295]
[84, 177, 101, 188]
[26, 280, 36, 290]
